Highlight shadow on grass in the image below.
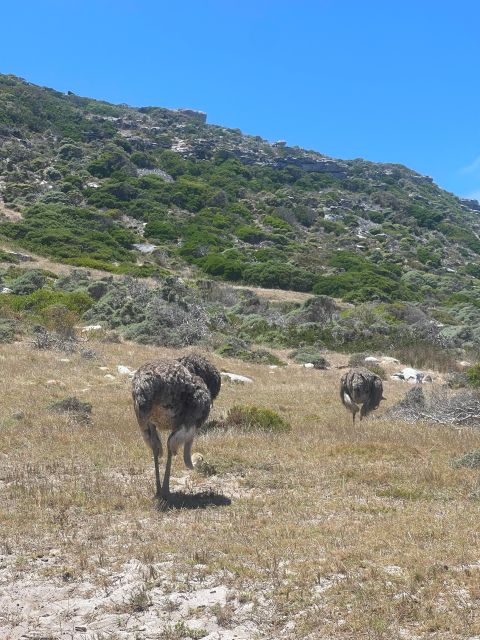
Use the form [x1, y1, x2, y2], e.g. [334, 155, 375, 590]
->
[155, 490, 232, 512]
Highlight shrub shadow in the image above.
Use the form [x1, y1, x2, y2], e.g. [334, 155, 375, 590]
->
[155, 490, 232, 512]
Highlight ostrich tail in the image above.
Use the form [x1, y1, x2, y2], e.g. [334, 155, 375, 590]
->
[341, 390, 358, 413]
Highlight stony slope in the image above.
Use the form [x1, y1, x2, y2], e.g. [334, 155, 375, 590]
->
[1, 73, 480, 354]
[1, 73, 480, 296]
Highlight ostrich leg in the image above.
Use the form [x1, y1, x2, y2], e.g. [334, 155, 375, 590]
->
[153, 450, 162, 498]
[162, 449, 173, 499]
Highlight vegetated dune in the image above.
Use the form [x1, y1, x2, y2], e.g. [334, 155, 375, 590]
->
[1, 340, 480, 639]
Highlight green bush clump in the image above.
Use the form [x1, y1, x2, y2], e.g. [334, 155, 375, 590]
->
[216, 338, 283, 365]
[467, 364, 480, 388]
[348, 353, 371, 367]
[289, 347, 329, 367]
[1, 289, 93, 315]
[0, 319, 18, 343]
[366, 363, 387, 380]
[10, 269, 47, 295]
[347, 353, 386, 379]
[227, 405, 291, 433]
[1, 203, 137, 264]
[452, 450, 480, 469]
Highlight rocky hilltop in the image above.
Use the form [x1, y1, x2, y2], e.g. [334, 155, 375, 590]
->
[0, 73, 480, 353]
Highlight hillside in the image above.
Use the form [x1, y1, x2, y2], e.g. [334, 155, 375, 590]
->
[1, 73, 480, 357]
[2, 73, 480, 640]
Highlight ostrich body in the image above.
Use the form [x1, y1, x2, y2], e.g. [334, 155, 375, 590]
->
[132, 355, 220, 499]
[340, 367, 384, 424]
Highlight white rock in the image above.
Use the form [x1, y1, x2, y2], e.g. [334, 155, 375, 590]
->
[117, 365, 135, 377]
[221, 372, 253, 383]
[58, 358, 70, 363]
[459, 360, 472, 368]
[402, 367, 422, 382]
[104, 374, 116, 381]
[1, 287, 12, 294]
[269, 365, 278, 369]
[133, 242, 157, 254]
[383, 564, 403, 576]
[303, 363, 315, 369]
[191, 453, 204, 469]
[381, 356, 400, 364]
[365, 356, 380, 363]
[81, 324, 102, 332]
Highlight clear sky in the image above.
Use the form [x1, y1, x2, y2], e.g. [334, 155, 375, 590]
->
[2, 0, 480, 199]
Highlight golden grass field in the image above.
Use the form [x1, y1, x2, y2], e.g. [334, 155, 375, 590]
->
[1, 339, 480, 639]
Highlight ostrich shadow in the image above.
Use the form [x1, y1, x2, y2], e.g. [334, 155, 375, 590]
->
[155, 490, 232, 512]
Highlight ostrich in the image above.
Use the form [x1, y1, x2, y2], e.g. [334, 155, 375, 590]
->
[340, 367, 385, 424]
[132, 354, 221, 499]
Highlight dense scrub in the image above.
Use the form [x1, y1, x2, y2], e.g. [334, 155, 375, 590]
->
[1, 73, 480, 317]
[1, 265, 478, 371]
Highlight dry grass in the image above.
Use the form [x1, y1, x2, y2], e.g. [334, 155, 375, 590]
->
[0, 204, 23, 222]
[1, 341, 480, 638]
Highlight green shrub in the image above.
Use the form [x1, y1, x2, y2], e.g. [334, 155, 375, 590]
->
[467, 364, 480, 388]
[289, 347, 329, 367]
[1, 289, 93, 315]
[348, 353, 370, 367]
[452, 450, 480, 469]
[39, 304, 79, 337]
[226, 405, 291, 432]
[10, 269, 47, 295]
[216, 338, 283, 365]
[0, 319, 18, 343]
[366, 363, 387, 380]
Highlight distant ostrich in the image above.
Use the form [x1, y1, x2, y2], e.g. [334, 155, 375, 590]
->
[340, 367, 385, 424]
[132, 354, 221, 499]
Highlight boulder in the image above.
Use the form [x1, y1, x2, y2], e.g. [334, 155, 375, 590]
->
[81, 324, 102, 332]
[117, 365, 136, 377]
[392, 367, 424, 383]
[221, 372, 253, 383]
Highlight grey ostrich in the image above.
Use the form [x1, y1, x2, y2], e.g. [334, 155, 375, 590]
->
[340, 367, 385, 424]
[132, 354, 221, 499]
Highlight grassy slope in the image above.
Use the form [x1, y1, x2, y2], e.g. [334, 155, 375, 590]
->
[1, 341, 480, 638]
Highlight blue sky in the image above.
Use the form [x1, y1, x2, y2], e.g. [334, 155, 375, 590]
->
[2, 0, 480, 199]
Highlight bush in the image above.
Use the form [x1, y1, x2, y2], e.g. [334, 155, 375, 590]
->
[48, 396, 92, 425]
[216, 338, 284, 365]
[39, 304, 79, 337]
[452, 450, 480, 469]
[467, 364, 480, 388]
[226, 405, 291, 432]
[31, 326, 78, 352]
[445, 371, 469, 389]
[348, 353, 370, 367]
[388, 387, 480, 426]
[0, 319, 18, 343]
[11, 269, 47, 295]
[3, 289, 93, 315]
[347, 354, 386, 378]
[366, 364, 387, 380]
[289, 347, 329, 367]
